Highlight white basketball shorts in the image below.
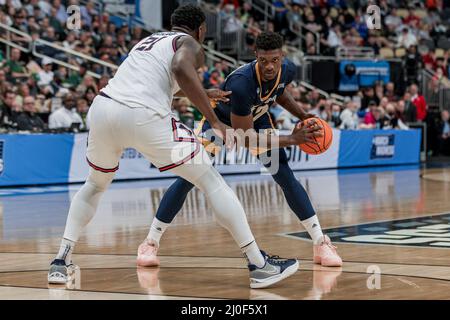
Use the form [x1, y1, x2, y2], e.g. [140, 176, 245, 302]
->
[85, 93, 211, 174]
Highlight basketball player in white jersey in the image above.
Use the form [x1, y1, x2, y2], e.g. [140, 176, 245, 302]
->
[48, 5, 321, 289]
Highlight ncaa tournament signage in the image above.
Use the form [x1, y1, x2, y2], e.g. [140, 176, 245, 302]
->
[338, 129, 421, 167]
[371, 134, 395, 159]
[339, 60, 390, 92]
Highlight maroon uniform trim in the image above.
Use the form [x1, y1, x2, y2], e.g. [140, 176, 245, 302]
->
[86, 157, 119, 173]
[158, 143, 201, 172]
[171, 118, 197, 143]
[172, 34, 186, 52]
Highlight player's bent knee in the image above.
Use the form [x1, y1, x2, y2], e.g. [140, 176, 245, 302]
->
[192, 166, 228, 195]
[85, 169, 115, 193]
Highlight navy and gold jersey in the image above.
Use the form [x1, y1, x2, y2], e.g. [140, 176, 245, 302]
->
[213, 58, 297, 127]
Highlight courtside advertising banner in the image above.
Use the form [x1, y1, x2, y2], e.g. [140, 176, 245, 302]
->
[0, 129, 421, 187]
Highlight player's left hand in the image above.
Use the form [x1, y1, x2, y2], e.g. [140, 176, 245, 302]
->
[206, 89, 232, 103]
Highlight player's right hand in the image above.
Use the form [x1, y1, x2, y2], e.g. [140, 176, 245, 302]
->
[290, 119, 323, 145]
[210, 120, 234, 150]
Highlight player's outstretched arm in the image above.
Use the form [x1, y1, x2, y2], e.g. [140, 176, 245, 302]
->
[171, 37, 227, 139]
[276, 90, 316, 120]
[230, 113, 322, 150]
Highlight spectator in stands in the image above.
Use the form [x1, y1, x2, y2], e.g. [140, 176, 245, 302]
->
[239, 2, 253, 25]
[12, 9, 29, 34]
[76, 97, 89, 130]
[307, 89, 320, 107]
[0, 69, 10, 97]
[361, 87, 380, 111]
[393, 100, 410, 129]
[373, 107, 388, 129]
[437, 110, 450, 156]
[37, 57, 54, 88]
[197, 66, 210, 89]
[329, 103, 342, 128]
[53, 0, 67, 25]
[375, 82, 385, 102]
[397, 27, 417, 49]
[384, 103, 397, 129]
[362, 101, 378, 127]
[48, 92, 83, 130]
[379, 96, 389, 110]
[27, 15, 41, 34]
[0, 90, 20, 128]
[62, 31, 80, 50]
[98, 75, 109, 91]
[404, 8, 421, 27]
[286, 3, 302, 35]
[245, 16, 262, 47]
[385, 82, 398, 102]
[208, 69, 224, 88]
[327, 23, 343, 50]
[212, 61, 228, 79]
[116, 32, 129, 61]
[310, 98, 329, 120]
[16, 82, 31, 106]
[4, 48, 29, 84]
[66, 62, 88, 88]
[272, 0, 289, 33]
[222, 4, 242, 33]
[340, 100, 359, 130]
[401, 92, 417, 123]
[385, 8, 403, 33]
[81, 0, 97, 27]
[435, 57, 448, 77]
[409, 84, 427, 122]
[16, 95, 45, 132]
[76, 75, 97, 95]
[49, 7, 65, 37]
[404, 45, 422, 84]
[84, 86, 97, 105]
[276, 105, 299, 130]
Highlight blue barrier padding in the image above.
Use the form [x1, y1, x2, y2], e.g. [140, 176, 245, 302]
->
[0, 134, 74, 186]
[338, 129, 421, 167]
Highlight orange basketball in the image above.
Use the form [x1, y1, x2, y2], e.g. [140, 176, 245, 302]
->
[298, 118, 333, 155]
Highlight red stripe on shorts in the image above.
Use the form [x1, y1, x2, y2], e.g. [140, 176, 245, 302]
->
[86, 157, 119, 173]
[158, 143, 201, 172]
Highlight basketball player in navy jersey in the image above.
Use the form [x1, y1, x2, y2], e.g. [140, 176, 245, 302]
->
[138, 31, 342, 268]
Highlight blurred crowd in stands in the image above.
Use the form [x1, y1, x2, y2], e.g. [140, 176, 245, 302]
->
[0, 0, 147, 133]
[0, 0, 449, 156]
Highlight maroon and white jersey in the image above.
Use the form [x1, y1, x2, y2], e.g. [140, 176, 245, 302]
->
[102, 31, 188, 116]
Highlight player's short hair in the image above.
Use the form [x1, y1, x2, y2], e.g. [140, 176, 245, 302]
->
[171, 4, 206, 32]
[255, 32, 283, 51]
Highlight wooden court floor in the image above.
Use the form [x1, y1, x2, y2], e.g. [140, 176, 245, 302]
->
[1, 165, 450, 299]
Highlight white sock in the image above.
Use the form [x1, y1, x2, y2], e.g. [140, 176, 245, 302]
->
[56, 238, 75, 264]
[301, 215, 324, 245]
[147, 218, 170, 246]
[241, 240, 265, 268]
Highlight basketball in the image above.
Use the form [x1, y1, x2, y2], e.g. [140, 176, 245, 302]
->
[298, 118, 333, 155]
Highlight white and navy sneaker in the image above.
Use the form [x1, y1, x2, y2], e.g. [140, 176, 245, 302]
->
[48, 259, 74, 284]
[248, 251, 299, 289]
